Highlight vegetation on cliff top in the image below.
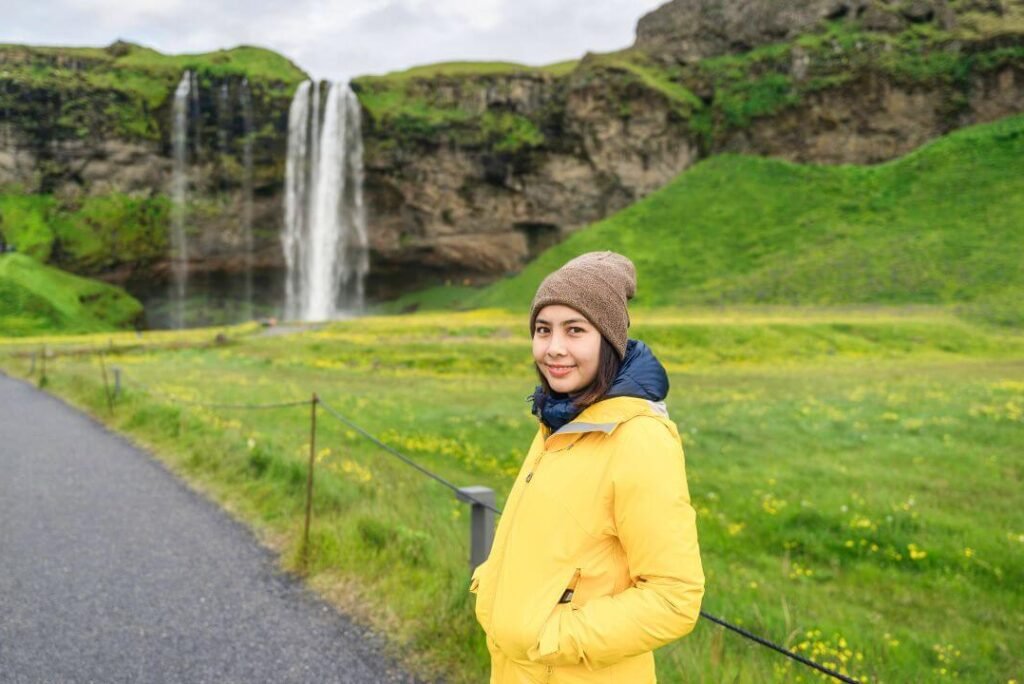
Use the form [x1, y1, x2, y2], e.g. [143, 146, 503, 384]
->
[387, 113, 1024, 327]
[0, 253, 142, 335]
[352, 60, 569, 154]
[0, 41, 308, 141]
[359, 59, 579, 82]
[683, 20, 1024, 139]
[1, 41, 307, 105]
[352, 19, 1024, 153]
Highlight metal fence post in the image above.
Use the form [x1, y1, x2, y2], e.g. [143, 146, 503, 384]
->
[39, 345, 47, 387]
[302, 393, 318, 570]
[98, 350, 113, 415]
[457, 486, 495, 570]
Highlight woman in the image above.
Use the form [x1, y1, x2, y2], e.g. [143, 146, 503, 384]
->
[470, 251, 705, 683]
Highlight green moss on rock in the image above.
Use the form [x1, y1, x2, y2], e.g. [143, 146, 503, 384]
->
[0, 192, 170, 275]
[0, 252, 143, 335]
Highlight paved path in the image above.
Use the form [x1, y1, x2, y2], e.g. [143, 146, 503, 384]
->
[0, 373, 419, 684]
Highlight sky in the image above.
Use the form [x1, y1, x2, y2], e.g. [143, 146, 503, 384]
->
[2, 0, 669, 80]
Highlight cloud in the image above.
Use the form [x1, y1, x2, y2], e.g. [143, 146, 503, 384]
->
[63, 0, 189, 24]
[1, 0, 668, 80]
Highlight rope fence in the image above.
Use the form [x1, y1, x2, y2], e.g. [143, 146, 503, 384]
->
[3, 343, 861, 683]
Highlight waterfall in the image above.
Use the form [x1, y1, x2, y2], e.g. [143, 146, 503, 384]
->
[342, 89, 370, 309]
[189, 70, 201, 159]
[170, 70, 191, 329]
[216, 81, 230, 159]
[282, 80, 369, 322]
[240, 78, 255, 320]
[283, 81, 311, 322]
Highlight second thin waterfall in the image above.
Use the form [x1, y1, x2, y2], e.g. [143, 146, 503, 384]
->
[169, 70, 191, 329]
[282, 80, 368, 322]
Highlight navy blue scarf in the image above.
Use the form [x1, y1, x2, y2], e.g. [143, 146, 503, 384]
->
[529, 339, 669, 431]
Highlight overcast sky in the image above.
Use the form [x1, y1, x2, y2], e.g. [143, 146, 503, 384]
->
[3, 0, 668, 80]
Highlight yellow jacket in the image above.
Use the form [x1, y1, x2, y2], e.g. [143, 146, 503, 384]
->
[470, 396, 705, 683]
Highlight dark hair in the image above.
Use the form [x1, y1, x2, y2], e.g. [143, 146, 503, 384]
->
[534, 336, 621, 412]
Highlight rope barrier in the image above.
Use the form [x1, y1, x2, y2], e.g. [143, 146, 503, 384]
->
[698, 612, 859, 683]
[317, 397, 502, 515]
[18, 349, 861, 682]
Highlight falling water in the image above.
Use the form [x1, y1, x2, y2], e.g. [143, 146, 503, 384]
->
[216, 81, 230, 158]
[170, 70, 191, 329]
[282, 80, 369, 322]
[305, 83, 345, 319]
[189, 70, 201, 159]
[239, 78, 255, 320]
[342, 89, 370, 309]
[282, 81, 311, 322]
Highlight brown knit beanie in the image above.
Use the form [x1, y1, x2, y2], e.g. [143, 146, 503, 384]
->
[529, 251, 637, 359]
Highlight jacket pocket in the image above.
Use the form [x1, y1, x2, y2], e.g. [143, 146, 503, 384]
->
[530, 567, 583, 665]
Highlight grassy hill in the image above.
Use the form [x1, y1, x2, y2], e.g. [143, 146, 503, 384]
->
[0, 253, 143, 336]
[390, 114, 1024, 326]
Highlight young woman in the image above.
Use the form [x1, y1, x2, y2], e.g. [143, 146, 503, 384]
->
[470, 251, 705, 683]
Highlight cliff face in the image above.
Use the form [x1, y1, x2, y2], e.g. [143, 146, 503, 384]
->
[356, 66, 697, 293]
[2, 1, 1023, 302]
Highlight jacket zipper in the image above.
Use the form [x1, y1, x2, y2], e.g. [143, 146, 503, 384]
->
[488, 441, 572, 638]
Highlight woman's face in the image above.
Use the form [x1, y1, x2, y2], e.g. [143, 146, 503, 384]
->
[532, 304, 602, 395]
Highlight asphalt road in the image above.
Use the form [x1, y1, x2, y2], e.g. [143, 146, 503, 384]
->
[0, 373, 420, 684]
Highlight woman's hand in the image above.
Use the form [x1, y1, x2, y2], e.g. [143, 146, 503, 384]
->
[527, 603, 583, 667]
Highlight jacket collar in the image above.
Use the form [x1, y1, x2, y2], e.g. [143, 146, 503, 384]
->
[541, 396, 672, 449]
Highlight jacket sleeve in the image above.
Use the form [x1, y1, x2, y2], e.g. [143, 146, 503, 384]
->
[527, 416, 705, 669]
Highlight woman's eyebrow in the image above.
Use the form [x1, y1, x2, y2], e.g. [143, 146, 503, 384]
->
[535, 318, 588, 326]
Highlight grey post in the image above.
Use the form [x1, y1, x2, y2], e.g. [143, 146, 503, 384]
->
[112, 367, 121, 399]
[457, 486, 496, 570]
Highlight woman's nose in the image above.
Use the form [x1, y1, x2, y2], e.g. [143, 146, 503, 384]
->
[547, 332, 567, 355]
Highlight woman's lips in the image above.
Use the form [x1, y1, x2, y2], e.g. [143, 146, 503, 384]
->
[546, 364, 575, 378]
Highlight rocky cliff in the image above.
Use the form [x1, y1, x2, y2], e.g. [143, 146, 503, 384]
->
[2, 1, 1023, 304]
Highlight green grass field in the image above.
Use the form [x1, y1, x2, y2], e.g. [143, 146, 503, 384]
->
[2, 306, 1021, 683]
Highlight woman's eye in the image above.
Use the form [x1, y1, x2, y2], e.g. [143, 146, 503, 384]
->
[569, 327, 585, 334]
[535, 327, 549, 335]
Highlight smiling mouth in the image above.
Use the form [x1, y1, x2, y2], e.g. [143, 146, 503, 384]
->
[546, 364, 576, 374]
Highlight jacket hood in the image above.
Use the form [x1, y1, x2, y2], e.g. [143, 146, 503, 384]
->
[604, 339, 669, 403]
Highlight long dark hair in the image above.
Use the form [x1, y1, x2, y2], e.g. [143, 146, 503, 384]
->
[535, 336, 621, 412]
